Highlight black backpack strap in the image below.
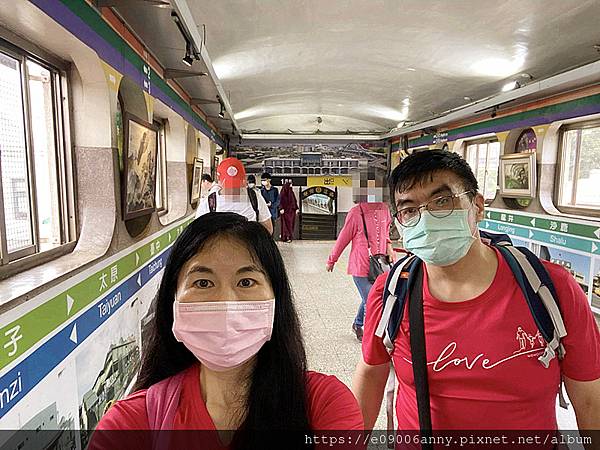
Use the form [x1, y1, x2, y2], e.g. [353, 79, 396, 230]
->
[407, 264, 433, 447]
[208, 192, 217, 212]
[387, 258, 421, 343]
[247, 188, 259, 221]
[376, 255, 416, 351]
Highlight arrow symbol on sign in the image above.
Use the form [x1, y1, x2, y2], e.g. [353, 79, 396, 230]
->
[137, 274, 142, 287]
[486, 212, 490, 219]
[593, 243, 598, 253]
[168, 233, 171, 243]
[70, 324, 78, 344]
[529, 230, 534, 238]
[135, 253, 140, 266]
[66, 295, 75, 316]
[530, 218, 536, 227]
[595, 228, 600, 239]
[485, 222, 490, 229]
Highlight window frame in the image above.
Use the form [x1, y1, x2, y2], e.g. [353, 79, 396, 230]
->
[464, 137, 500, 204]
[0, 33, 75, 270]
[554, 119, 600, 218]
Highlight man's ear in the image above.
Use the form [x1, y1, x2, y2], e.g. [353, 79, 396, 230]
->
[473, 192, 485, 222]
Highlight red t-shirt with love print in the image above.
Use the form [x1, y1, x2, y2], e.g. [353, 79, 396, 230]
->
[363, 246, 600, 430]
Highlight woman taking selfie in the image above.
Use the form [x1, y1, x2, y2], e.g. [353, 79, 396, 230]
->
[90, 212, 363, 449]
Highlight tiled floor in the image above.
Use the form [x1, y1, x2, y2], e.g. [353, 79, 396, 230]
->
[279, 240, 578, 431]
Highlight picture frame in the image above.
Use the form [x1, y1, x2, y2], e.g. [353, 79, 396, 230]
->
[499, 152, 536, 198]
[190, 157, 204, 202]
[122, 113, 159, 220]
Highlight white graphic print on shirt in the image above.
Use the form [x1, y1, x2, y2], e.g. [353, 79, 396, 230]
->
[402, 326, 546, 372]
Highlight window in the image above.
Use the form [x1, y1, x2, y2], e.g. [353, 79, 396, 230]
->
[557, 122, 600, 213]
[154, 119, 167, 213]
[465, 140, 500, 202]
[0, 40, 72, 264]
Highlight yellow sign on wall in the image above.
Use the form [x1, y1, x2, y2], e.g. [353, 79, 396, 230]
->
[307, 176, 352, 187]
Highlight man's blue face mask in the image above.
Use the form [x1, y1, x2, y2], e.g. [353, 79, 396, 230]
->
[403, 209, 476, 266]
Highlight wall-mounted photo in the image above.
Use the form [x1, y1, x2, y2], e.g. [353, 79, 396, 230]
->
[190, 157, 204, 202]
[499, 152, 536, 198]
[122, 113, 158, 220]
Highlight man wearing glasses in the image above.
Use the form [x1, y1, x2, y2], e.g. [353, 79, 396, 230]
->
[352, 150, 600, 433]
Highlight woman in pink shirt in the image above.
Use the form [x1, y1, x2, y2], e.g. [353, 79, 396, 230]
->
[326, 171, 394, 341]
[90, 213, 363, 450]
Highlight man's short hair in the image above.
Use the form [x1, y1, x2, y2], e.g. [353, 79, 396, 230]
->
[201, 173, 213, 183]
[247, 174, 256, 183]
[388, 149, 478, 196]
[261, 172, 272, 180]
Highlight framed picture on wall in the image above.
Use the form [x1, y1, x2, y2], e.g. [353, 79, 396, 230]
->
[499, 152, 536, 198]
[190, 157, 204, 202]
[122, 113, 158, 220]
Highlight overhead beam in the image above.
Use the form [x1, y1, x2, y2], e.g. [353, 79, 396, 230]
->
[171, 0, 241, 134]
[163, 68, 207, 79]
[95, 0, 170, 7]
[241, 134, 381, 141]
[190, 98, 219, 105]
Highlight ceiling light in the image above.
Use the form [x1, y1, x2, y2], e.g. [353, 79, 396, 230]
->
[402, 98, 410, 106]
[406, 67, 416, 72]
[501, 80, 520, 92]
[182, 43, 194, 67]
[463, 96, 472, 102]
[218, 98, 226, 118]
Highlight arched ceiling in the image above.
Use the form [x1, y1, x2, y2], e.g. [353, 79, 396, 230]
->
[115, 0, 600, 137]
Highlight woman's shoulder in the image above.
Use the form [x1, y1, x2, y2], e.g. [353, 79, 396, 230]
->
[305, 371, 364, 430]
[95, 389, 150, 430]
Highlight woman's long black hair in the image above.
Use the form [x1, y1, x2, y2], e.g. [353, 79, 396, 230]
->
[135, 212, 311, 447]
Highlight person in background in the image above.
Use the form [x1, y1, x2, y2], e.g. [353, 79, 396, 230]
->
[326, 170, 395, 342]
[279, 180, 298, 243]
[90, 213, 363, 449]
[260, 172, 280, 236]
[201, 173, 219, 198]
[247, 174, 259, 191]
[196, 158, 272, 234]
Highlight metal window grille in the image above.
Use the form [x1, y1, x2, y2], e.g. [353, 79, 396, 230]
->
[0, 41, 71, 265]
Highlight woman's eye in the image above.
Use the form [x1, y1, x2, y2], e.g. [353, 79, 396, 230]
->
[238, 278, 256, 288]
[193, 279, 214, 289]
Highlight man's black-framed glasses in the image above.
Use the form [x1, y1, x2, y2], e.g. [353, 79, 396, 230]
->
[395, 190, 474, 227]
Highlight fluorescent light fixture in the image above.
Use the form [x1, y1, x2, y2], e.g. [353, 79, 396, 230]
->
[402, 97, 410, 106]
[182, 54, 194, 67]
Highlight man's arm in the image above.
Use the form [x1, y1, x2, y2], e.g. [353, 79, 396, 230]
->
[352, 360, 389, 430]
[564, 376, 600, 428]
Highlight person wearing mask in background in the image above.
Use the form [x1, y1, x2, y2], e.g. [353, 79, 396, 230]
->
[260, 172, 280, 236]
[247, 174, 260, 192]
[326, 170, 395, 342]
[279, 180, 298, 243]
[201, 173, 219, 198]
[90, 213, 364, 449]
[353, 150, 600, 433]
[196, 158, 272, 234]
